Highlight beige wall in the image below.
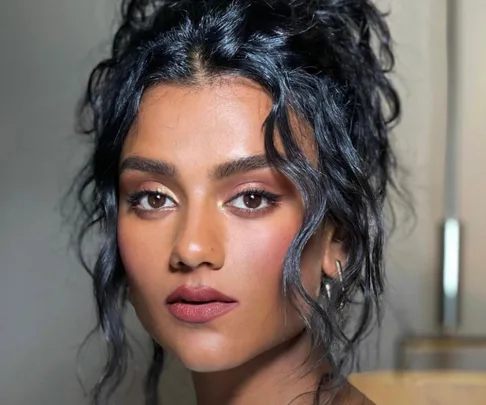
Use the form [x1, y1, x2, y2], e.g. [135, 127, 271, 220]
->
[373, 0, 486, 370]
[0, 1, 484, 404]
[456, 0, 486, 335]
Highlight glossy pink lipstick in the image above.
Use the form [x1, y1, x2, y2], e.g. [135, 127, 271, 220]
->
[166, 285, 238, 323]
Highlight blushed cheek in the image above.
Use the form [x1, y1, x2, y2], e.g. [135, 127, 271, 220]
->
[229, 224, 299, 339]
[234, 219, 322, 314]
[237, 224, 296, 282]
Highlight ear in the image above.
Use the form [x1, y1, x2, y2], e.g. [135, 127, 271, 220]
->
[321, 223, 346, 278]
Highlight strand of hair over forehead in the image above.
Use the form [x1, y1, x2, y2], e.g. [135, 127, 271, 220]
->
[71, 0, 402, 404]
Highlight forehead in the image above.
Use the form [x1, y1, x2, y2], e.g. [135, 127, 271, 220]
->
[122, 77, 273, 161]
[122, 76, 317, 167]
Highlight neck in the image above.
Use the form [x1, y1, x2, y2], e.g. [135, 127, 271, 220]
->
[191, 330, 337, 405]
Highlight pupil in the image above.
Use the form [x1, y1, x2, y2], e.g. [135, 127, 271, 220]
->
[148, 193, 165, 208]
[243, 193, 262, 209]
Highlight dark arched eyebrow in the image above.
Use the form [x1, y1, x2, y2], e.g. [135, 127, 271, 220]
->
[119, 154, 270, 180]
[210, 154, 269, 179]
[120, 156, 176, 177]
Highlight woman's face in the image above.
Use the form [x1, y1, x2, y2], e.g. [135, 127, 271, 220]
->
[118, 77, 333, 372]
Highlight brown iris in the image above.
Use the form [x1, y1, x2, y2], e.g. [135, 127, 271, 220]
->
[243, 193, 262, 209]
[147, 193, 166, 208]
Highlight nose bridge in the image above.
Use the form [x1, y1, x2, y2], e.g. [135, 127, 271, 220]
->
[171, 195, 224, 270]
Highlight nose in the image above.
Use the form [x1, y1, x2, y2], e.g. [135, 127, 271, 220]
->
[169, 201, 225, 272]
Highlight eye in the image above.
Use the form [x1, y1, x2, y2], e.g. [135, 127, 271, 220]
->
[127, 190, 177, 212]
[228, 189, 281, 212]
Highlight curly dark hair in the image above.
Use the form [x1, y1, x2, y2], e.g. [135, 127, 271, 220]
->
[71, 0, 402, 404]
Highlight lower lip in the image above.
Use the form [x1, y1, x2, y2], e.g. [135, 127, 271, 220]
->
[166, 302, 238, 323]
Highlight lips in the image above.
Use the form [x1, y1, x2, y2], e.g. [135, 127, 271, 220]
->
[166, 285, 236, 304]
[166, 285, 238, 323]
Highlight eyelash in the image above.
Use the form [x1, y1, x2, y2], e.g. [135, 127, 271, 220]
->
[228, 188, 282, 215]
[125, 188, 282, 216]
[127, 189, 160, 203]
[126, 188, 174, 209]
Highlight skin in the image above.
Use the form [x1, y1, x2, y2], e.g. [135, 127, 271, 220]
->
[117, 77, 373, 405]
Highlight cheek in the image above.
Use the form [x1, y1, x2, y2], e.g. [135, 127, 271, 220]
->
[117, 217, 172, 303]
[229, 217, 296, 292]
[117, 217, 178, 337]
[233, 220, 322, 297]
[227, 213, 322, 321]
[223, 219, 300, 346]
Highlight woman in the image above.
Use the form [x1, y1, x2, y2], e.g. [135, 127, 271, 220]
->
[72, 0, 402, 404]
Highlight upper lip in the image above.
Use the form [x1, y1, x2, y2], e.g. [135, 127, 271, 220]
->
[166, 285, 237, 304]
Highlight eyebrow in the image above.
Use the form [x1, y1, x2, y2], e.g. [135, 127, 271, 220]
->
[119, 154, 271, 180]
[211, 154, 269, 179]
[120, 156, 176, 177]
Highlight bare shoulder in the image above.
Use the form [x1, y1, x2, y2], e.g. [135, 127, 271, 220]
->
[331, 381, 375, 405]
[347, 382, 375, 405]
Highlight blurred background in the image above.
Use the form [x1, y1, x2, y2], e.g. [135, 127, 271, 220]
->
[0, 1, 484, 404]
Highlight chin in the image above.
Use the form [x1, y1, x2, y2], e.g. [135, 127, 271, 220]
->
[175, 345, 248, 373]
[183, 360, 238, 373]
[164, 331, 259, 373]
